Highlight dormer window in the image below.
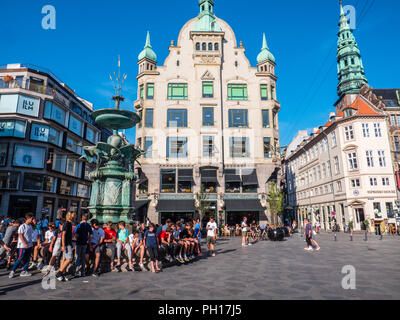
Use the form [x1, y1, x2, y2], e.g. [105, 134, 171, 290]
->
[344, 108, 355, 117]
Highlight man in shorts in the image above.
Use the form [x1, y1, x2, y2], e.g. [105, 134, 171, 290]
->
[241, 217, 251, 247]
[74, 213, 93, 277]
[206, 217, 217, 257]
[0, 219, 22, 269]
[103, 221, 117, 270]
[56, 212, 75, 281]
[86, 219, 104, 277]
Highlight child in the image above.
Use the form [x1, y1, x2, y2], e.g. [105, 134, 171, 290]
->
[144, 224, 161, 273]
[116, 221, 133, 271]
[129, 231, 146, 270]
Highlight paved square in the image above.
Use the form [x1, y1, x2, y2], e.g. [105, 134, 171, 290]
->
[1, 233, 399, 300]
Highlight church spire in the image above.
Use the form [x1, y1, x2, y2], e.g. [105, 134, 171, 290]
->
[336, 0, 367, 98]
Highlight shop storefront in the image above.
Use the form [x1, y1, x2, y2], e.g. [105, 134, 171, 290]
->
[225, 199, 265, 226]
[8, 195, 37, 219]
[156, 199, 196, 224]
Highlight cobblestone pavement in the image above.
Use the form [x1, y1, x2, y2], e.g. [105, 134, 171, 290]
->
[1, 232, 399, 300]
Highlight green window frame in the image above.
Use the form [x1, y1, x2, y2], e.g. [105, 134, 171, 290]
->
[202, 81, 214, 98]
[139, 84, 144, 99]
[168, 83, 188, 100]
[228, 84, 247, 100]
[260, 84, 268, 100]
[146, 83, 154, 99]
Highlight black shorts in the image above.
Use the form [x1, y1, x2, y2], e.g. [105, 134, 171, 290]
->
[147, 246, 159, 262]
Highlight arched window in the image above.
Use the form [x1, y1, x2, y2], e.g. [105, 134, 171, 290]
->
[208, 43, 212, 51]
[214, 43, 219, 51]
[177, 60, 180, 66]
[202, 43, 206, 51]
[146, 63, 149, 70]
[196, 42, 200, 51]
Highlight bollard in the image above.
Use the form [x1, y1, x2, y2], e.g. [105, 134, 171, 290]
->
[364, 231, 368, 241]
[350, 234, 353, 241]
[334, 233, 337, 241]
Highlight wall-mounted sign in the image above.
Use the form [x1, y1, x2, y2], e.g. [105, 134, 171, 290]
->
[16, 95, 39, 117]
[31, 123, 49, 142]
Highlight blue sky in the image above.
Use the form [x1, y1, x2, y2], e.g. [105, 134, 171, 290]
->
[1, 0, 399, 146]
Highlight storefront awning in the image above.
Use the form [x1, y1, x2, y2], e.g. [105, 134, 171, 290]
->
[201, 169, 218, 183]
[242, 169, 258, 186]
[156, 199, 196, 212]
[178, 169, 194, 182]
[134, 200, 150, 211]
[225, 174, 241, 183]
[225, 199, 264, 212]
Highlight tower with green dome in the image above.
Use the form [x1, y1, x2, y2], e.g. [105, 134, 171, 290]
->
[193, 0, 222, 32]
[336, 1, 368, 99]
[138, 31, 157, 75]
[257, 33, 276, 75]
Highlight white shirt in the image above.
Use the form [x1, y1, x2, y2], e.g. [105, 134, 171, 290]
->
[45, 230, 54, 242]
[17, 223, 34, 248]
[241, 221, 248, 232]
[128, 234, 135, 243]
[206, 221, 217, 237]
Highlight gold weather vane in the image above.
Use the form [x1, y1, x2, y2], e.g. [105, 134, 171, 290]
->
[109, 55, 127, 109]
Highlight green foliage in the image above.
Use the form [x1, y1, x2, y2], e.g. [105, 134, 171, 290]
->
[363, 220, 369, 227]
[348, 220, 354, 230]
[266, 181, 284, 226]
[195, 184, 212, 222]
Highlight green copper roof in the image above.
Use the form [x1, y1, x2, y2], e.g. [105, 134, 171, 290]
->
[257, 33, 275, 63]
[193, 0, 222, 32]
[336, 3, 367, 98]
[138, 31, 157, 62]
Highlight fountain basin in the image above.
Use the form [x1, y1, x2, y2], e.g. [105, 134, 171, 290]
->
[92, 109, 140, 129]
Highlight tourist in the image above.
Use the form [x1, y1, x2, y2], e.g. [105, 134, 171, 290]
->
[311, 224, 321, 251]
[116, 221, 133, 270]
[56, 211, 75, 281]
[0, 218, 21, 269]
[304, 219, 313, 251]
[103, 221, 117, 270]
[86, 219, 104, 277]
[0, 215, 12, 241]
[74, 213, 93, 277]
[144, 223, 161, 273]
[38, 222, 55, 270]
[241, 217, 251, 246]
[130, 231, 146, 270]
[172, 223, 183, 263]
[180, 223, 192, 261]
[29, 218, 41, 269]
[9, 213, 35, 278]
[193, 218, 202, 255]
[206, 217, 217, 257]
[158, 227, 173, 262]
[40, 214, 49, 241]
[43, 219, 64, 276]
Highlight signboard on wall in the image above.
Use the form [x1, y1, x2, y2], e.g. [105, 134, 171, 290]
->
[31, 123, 49, 142]
[16, 95, 40, 117]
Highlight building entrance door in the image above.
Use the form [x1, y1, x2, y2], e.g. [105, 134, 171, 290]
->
[355, 208, 365, 230]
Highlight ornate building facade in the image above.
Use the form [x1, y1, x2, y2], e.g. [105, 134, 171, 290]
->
[134, 0, 281, 226]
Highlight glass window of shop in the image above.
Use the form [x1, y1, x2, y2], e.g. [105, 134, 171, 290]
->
[66, 158, 81, 178]
[77, 184, 90, 198]
[52, 153, 67, 173]
[30, 123, 62, 146]
[85, 126, 96, 143]
[0, 120, 26, 138]
[66, 136, 82, 154]
[0, 171, 20, 189]
[68, 114, 83, 136]
[44, 101, 66, 126]
[23, 173, 56, 192]
[13, 145, 45, 168]
[59, 179, 76, 196]
[0, 143, 8, 166]
[160, 169, 176, 193]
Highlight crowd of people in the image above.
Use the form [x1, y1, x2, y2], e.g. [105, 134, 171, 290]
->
[0, 213, 220, 281]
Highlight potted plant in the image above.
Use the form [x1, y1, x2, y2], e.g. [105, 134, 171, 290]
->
[363, 220, 369, 231]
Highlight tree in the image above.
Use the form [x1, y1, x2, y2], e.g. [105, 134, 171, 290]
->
[266, 181, 284, 226]
[195, 184, 212, 225]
